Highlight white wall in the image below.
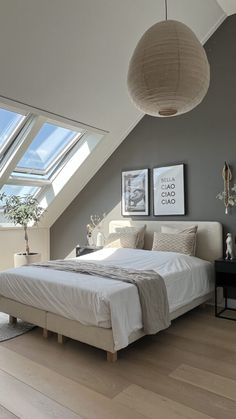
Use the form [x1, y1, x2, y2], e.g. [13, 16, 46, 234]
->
[0, 227, 50, 270]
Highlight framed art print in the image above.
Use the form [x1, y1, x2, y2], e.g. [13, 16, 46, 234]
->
[153, 164, 185, 215]
[121, 169, 149, 216]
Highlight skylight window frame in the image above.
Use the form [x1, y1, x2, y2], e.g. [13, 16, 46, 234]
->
[14, 118, 85, 177]
[0, 100, 106, 224]
[0, 105, 29, 158]
[15, 133, 83, 176]
[7, 175, 51, 187]
[0, 114, 40, 183]
[47, 131, 87, 182]
[0, 183, 43, 212]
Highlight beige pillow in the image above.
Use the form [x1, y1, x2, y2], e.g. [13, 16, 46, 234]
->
[161, 225, 198, 255]
[115, 225, 146, 249]
[152, 232, 196, 256]
[104, 232, 138, 249]
[161, 225, 198, 235]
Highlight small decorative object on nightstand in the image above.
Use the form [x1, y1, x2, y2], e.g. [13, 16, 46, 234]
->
[76, 246, 103, 258]
[96, 231, 105, 247]
[225, 233, 234, 260]
[86, 214, 106, 246]
[215, 259, 236, 321]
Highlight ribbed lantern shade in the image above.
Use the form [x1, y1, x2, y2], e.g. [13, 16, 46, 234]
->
[127, 20, 210, 117]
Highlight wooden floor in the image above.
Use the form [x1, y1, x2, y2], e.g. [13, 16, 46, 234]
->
[0, 306, 236, 418]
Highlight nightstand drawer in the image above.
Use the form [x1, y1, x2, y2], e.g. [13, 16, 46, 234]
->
[215, 260, 236, 274]
[215, 273, 236, 287]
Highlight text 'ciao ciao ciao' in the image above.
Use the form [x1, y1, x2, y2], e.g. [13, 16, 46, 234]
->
[160, 177, 176, 205]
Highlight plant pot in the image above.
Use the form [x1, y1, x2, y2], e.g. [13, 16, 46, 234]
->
[14, 252, 41, 268]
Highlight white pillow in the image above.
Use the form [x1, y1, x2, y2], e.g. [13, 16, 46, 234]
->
[152, 232, 196, 256]
[115, 225, 146, 249]
[104, 232, 138, 249]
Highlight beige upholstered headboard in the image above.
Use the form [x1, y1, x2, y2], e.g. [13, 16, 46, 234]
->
[109, 220, 223, 262]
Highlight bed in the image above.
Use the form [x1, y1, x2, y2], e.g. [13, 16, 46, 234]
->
[0, 221, 222, 362]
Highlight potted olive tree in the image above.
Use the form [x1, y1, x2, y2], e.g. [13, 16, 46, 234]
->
[0, 193, 44, 267]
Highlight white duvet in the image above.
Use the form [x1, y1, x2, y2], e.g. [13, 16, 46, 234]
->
[0, 248, 213, 350]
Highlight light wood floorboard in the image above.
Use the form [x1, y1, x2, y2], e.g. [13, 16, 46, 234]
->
[170, 364, 236, 401]
[114, 384, 214, 419]
[110, 356, 236, 418]
[2, 328, 129, 398]
[0, 404, 19, 419]
[123, 333, 236, 381]
[0, 346, 145, 419]
[1, 306, 236, 418]
[0, 368, 83, 419]
[167, 312, 236, 352]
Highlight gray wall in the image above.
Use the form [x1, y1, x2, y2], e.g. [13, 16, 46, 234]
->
[51, 15, 236, 260]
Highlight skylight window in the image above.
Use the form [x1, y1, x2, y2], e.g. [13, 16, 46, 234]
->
[0, 184, 40, 200]
[15, 122, 81, 175]
[0, 102, 104, 224]
[0, 108, 26, 154]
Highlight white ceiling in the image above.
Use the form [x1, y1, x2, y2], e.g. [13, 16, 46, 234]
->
[217, 0, 236, 15]
[0, 0, 229, 227]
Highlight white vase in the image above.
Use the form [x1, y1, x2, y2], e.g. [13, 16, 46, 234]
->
[14, 253, 41, 268]
[96, 231, 104, 247]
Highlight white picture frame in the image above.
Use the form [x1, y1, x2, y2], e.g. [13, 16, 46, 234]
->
[122, 169, 149, 216]
[153, 164, 185, 216]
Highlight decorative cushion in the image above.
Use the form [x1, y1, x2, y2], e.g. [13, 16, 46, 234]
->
[104, 232, 138, 249]
[115, 225, 146, 249]
[152, 232, 196, 256]
[161, 225, 198, 255]
[161, 225, 198, 235]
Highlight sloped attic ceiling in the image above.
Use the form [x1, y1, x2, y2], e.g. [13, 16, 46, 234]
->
[217, 0, 236, 15]
[0, 0, 227, 227]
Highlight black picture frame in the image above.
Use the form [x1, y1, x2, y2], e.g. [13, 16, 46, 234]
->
[121, 169, 149, 216]
[153, 164, 185, 216]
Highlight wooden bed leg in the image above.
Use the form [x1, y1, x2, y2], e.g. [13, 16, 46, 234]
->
[43, 328, 50, 338]
[107, 351, 117, 363]
[57, 334, 67, 344]
[9, 315, 17, 326]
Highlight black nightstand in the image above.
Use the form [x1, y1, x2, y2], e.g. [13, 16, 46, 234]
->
[76, 245, 103, 257]
[215, 259, 236, 320]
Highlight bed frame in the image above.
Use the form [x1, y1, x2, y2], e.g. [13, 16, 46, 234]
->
[0, 221, 223, 362]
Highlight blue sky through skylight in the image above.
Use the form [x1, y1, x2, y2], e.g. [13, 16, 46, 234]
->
[0, 184, 40, 199]
[0, 109, 25, 150]
[16, 123, 79, 172]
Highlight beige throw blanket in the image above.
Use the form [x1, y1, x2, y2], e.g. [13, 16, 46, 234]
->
[33, 260, 171, 334]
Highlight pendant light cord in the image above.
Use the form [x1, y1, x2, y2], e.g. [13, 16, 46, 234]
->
[165, 0, 168, 20]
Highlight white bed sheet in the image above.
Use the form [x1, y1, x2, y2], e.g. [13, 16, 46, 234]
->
[0, 248, 213, 350]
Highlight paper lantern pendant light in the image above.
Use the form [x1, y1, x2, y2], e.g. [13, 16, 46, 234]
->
[127, 18, 210, 117]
